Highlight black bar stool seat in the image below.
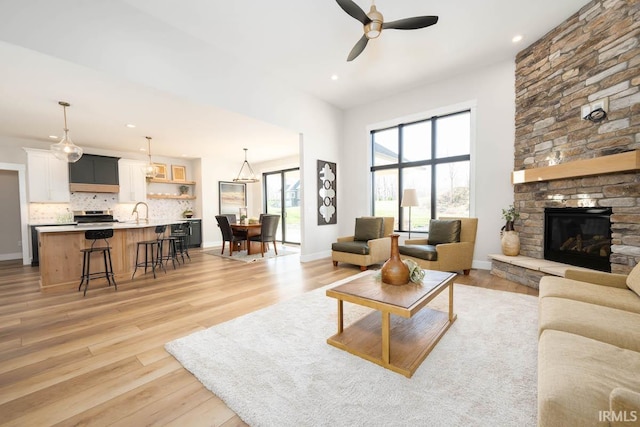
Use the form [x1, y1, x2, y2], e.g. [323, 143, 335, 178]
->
[156, 225, 180, 269]
[171, 222, 191, 263]
[79, 229, 117, 296]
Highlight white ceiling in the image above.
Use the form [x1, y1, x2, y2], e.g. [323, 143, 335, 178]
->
[0, 0, 591, 161]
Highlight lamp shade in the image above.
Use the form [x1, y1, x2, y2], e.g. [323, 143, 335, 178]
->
[401, 189, 419, 207]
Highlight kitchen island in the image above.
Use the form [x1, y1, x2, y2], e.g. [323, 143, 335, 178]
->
[36, 221, 187, 292]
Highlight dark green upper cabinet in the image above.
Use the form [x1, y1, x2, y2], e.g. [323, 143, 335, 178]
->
[69, 154, 120, 185]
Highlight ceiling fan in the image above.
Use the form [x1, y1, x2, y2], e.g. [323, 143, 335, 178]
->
[336, 0, 439, 61]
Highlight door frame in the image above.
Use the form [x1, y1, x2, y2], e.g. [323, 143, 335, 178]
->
[0, 162, 30, 265]
[263, 167, 300, 245]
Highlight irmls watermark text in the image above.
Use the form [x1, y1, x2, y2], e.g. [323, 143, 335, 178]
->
[599, 410, 638, 423]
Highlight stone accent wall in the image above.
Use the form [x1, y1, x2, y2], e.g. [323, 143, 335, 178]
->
[514, 0, 640, 274]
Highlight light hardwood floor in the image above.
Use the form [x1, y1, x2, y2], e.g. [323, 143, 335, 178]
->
[0, 249, 537, 426]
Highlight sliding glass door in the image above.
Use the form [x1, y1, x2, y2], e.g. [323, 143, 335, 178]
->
[264, 168, 300, 244]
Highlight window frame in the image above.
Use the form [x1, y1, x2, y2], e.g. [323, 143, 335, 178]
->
[370, 109, 473, 233]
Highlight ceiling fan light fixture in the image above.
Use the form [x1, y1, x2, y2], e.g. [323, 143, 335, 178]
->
[364, 5, 383, 39]
[50, 101, 83, 163]
[233, 148, 259, 183]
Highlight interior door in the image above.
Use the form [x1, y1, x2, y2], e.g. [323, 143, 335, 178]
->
[264, 168, 300, 244]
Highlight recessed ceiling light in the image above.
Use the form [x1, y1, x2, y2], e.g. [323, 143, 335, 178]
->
[512, 35, 523, 43]
[181, 154, 188, 157]
[331, 74, 339, 81]
[48, 135, 58, 139]
[139, 148, 146, 152]
[126, 123, 136, 128]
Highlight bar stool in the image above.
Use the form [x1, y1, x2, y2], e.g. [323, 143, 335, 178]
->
[79, 229, 117, 296]
[156, 225, 179, 269]
[171, 222, 191, 263]
[132, 227, 166, 279]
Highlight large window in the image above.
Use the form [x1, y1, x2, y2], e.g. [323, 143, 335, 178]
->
[371, 111, 471, 233]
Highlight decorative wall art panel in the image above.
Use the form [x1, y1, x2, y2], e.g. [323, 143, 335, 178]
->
[317, 160, 336, 225]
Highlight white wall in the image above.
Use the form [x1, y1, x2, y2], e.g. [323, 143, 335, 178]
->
[341, 61, 516, 269]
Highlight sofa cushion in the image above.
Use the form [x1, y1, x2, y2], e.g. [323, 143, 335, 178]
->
[428, 219, 461, 245]
[539, 296, 640, 352]
[398, 244, 438, 261]
[354, 217, 384, 242]
[332, 241, 370, 255]
[538, 330, 640, 427]
[626, 262, 640, 297]
[539, 276, 640, 314]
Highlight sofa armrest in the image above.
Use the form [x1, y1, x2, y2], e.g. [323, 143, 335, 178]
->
[336, 236, 355, 243]
[565, 269, 629, 289]
[405, 238, 429, 245]
[368, 236, 391, 261]
[610, 387, 640, 426]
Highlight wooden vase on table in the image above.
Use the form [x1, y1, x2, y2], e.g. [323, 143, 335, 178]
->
[381, 234, 410, 286]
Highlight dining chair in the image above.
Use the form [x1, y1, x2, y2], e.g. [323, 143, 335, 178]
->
[216, 215, 245, 256]
[249, 214, 280, 257]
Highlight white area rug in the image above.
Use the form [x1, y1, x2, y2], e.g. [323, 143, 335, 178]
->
[165, 272, 538, 426]
[204, 246, 298, 263]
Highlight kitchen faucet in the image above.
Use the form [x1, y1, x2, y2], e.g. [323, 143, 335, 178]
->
[132, 202, 149, 224]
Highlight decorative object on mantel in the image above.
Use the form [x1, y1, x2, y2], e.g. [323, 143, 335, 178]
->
[317, 160, 337, 225]
[501, 204, 520, 256]
[511, 150, 640, 184]
[50, 101, 83, 163]
[380, 234, 410, 285]
[233, 148, 259, 183]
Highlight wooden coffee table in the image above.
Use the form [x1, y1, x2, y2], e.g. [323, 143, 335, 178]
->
[326, 270, 457, 378]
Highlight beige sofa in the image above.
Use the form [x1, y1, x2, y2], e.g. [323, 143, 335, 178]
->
[538, 267, 640, 427]
[332, 217, 394, 271]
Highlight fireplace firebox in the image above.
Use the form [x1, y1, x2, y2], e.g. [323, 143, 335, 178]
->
[544, 207, 612, 272]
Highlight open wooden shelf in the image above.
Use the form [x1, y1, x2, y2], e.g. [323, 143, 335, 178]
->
[512, 150, 640, 184]
[147, 194, 196, 200]
[147, 178, 196, 185]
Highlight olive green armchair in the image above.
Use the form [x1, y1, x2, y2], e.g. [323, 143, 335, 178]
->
[399, 217, 478, 275]
[332, 217, 395, 271]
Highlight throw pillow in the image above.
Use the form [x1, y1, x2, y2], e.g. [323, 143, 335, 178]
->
[626, 262, 640, 296]
[354, 217, 384, 241]
[428, 219, 462, 246]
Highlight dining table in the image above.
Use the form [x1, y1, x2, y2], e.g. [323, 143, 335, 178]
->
[230, 222, 262, 255]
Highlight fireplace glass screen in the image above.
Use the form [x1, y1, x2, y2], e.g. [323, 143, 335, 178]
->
[544, 207, 612, 272]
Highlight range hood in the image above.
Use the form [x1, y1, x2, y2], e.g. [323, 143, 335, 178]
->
[68, 154, 120, 193]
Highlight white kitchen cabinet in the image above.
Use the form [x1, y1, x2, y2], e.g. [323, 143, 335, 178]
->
[25, 148, 70, 203]
[118, 159, 147, 203]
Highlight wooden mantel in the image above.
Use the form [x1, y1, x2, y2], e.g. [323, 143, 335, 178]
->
[512, 150, 640, 184]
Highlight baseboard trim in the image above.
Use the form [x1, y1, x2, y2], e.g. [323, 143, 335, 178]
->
[0, 252, 22, 261]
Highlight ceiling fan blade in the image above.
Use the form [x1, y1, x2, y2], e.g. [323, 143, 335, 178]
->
[347, 34, 369, 61]
[336, 0, 371, 25]
[382, 16, 438, 30]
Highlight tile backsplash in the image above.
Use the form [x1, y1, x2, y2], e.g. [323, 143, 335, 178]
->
[29, 192, 194, 224]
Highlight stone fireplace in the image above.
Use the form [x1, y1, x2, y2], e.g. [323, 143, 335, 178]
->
[506, 0, 640, 284]
[544, 207, 612, 272]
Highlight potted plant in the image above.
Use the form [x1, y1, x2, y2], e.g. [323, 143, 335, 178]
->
[183, 209, 193, 218]
[501, 204, 520, 256]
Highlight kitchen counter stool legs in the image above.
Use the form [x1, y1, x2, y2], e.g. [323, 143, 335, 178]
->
[132, 240, 165, 279]
[79, 229, 117, 296]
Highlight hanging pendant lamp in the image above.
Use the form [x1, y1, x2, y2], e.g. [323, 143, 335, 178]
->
[50, 101, 83, 163]
[143, 136, 156, 179]
[233, 148, 259, 183]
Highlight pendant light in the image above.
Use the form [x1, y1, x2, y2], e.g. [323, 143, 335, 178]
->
[50, 101, 83, 163]
[233, 148, 259, 183]
[143, 136, 156, 179]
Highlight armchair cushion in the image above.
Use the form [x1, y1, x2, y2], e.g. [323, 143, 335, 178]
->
[331, 241, 370, 255]
[354, 217, 384, 242]
[428, 219, 461, 245]
[399, 244, 437, 261]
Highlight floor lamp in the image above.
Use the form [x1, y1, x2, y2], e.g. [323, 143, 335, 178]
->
[401, 189, 419, 239]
